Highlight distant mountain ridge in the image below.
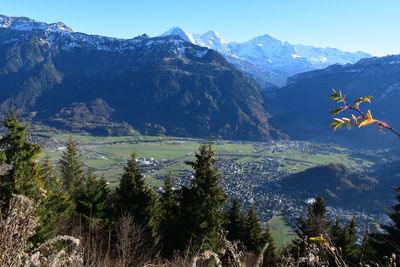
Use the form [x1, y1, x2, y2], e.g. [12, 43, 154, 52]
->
[160, 27, 371, 86]
[0, 14, 281, 141]
[0, 14, 73, 32]
[266, 54, 400, 147]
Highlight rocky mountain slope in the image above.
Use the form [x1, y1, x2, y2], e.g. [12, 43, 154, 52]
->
[0, 15, 281, 140]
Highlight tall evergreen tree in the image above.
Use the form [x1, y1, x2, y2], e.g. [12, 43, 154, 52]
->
[330, 217, 341, 244]
[261, 225, 276, 260]
[368, 187, 400, 262]
[341, 218, 360, 262]
[225, 200, 275, 258]
[160, 173, 179, 258]
[0, 113, 73, 245]
[59, 137, 84, 198]
[243, 204, 264, 252]
[225, 197, 246, 243]
[76, 170, 112, 229]
[115, 153, 161, 250]
[0, 113, 42, 201]
[30, 192, 75, 244]
[383, 187, 400, 249]
[330, 217, 360, 264]
[40, 154, 62, 193]
[297, 196, 330, 237]
[180, 143, 227, 252]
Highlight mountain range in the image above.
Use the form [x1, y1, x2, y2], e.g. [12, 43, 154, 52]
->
[0, 14, 399, 146]
[160, 27, 371, 86]
[0, 15, 283, 140]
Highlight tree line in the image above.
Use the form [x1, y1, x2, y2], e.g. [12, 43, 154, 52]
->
[0, 113, 399, 266]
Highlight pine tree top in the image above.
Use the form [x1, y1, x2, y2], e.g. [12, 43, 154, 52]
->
[310, 196, 327, 218]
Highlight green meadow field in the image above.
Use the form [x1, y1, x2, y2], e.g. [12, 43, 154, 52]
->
[39, 132, 374, 188]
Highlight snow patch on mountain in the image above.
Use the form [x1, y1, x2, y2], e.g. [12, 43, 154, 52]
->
[0, 16, 210, 60]
[0, 15, 73, 33]
[161, 27, 195, 43]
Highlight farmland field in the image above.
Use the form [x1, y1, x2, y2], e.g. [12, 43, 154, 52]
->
[38, 132, 375, 188]
[268, 212, 297, 249]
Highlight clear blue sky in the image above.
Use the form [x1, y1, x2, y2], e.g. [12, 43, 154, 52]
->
[2, 0, 399, 56]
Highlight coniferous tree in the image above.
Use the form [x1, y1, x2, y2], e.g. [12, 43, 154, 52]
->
[180, 143, 227, 252]
[297, 196, 330, 237]
[40, 154, 62, 193]
[30, 192, 75, 244]
[330, 217, 360, 264]
[0, 113, 42, 201]
[330, 217, 341, 244]
[383, 187, 400, 249]
[241, 205, 275, 260]
[59, 137, 84, 198]
[0, 114, 73, 244]
[368, 187, 400, 262]
[115, 153, 161, 250]
[261, 226, 276, 259]
[243, 204, 264, 252]
[225, 197, 246, 243]
[76, 170, 112, 229]
[341, 218, 360, 262]
[160, 173, 179, 258]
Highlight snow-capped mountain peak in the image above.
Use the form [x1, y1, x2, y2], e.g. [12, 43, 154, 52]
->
[192, 30, 230, 54]
[161, 26, 195, 43]
[197, 30, 226, 43]
[0, 15, 73, 33]
[160, 27, 371, 85]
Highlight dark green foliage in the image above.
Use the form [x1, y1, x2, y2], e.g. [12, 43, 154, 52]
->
[0, 113, 73, 245]
[59, 137, 84, 198]
[224, 199, 275, 258]
[368, 187, 400, 262]
[225, 197, 246, 243]
[243, 205, 264, 252]
[40, 154, 62, 193]
[330, 217, 341, 247]
[261, 226, 276, 262]
[180, 143, 227, 252]
[115, 153, 161, 250]
[330, 217, 361, 264]
[76, 170, 112, 229]
[0, 113, 42, 201]
[242, 205, 275, 257]
[30, 192, 74, 245]
[297, 196, 330, 237]
[383, 186, 400, 250]
[160, 173, 179, 258]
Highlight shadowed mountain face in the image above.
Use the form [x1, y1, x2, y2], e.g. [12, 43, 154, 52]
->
[266, 55, 400, 147]
[280, 163, 388, 209]
[0, 15, 283, 141]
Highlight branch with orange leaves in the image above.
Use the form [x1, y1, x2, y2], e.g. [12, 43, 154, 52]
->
[329, 89, 400, 137]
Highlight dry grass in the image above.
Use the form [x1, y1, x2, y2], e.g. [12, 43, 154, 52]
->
[0, 194, 83, 266]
